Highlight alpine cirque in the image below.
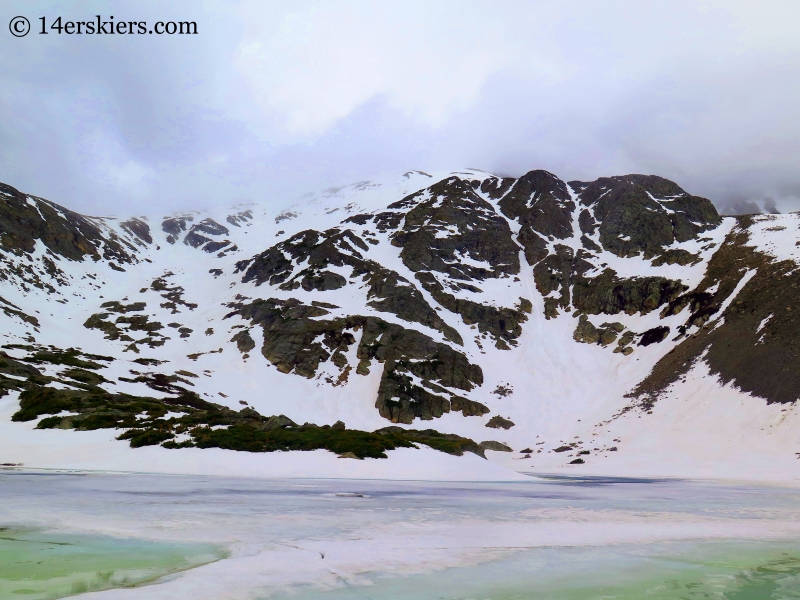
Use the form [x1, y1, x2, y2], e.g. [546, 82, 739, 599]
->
[1, 169, 797, 480]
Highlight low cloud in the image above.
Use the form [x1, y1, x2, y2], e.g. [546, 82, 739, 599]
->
[234, 0, 521, 135]
[1, 0, 799, 215]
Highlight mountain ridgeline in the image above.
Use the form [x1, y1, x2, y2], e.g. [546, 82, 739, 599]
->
[1, 168, 798, 468]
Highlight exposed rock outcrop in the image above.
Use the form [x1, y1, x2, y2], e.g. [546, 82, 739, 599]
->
[227, 297, 484, 424]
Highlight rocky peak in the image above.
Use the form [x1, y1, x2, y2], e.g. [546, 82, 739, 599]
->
[570, 174, 721, 259]
[388, 176, 520, 281]
[493, 170, 576, 265]
[0, 181, 134, 264]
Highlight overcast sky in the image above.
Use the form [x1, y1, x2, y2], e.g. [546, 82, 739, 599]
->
[1, 0, 799, 215]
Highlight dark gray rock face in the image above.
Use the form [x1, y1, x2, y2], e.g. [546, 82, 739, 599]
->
[638, 326, 670, 346]
[498, 170, 575, 265]
[0, 182, 134, 264]
[486, 415, 515, 429]
[227, 297, 484, 424]
[161, 216, 191, 244]
[499, 174, 714, 320]
[184, 218, 231, 249]
[629, 217, 800, 409]
[347, 176, 530, 347]
[369, 176, 530, 348]
[570, 175, 721, 260]
[237, 227, 463, 344]
[571, 270, 687, 317]
[389, 176, 520, 280]
[227, 210, 253, 227]
[414, 272, 527, 348]
[231, 329, 256, 353]
[573, 316, 625, 347]
[120, 219, 152, 245]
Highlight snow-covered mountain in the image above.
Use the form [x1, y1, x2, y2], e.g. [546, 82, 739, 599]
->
[1, 169, 798, 481]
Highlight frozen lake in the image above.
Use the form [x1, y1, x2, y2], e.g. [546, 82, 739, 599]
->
[2, 470, 800, 599]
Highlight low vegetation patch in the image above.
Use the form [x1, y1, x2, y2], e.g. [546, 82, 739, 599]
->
[2, 344, 483, 460]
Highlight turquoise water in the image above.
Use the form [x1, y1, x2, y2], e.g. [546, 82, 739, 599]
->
[2, 472, 800, 599]
[0, 527, 224, 599]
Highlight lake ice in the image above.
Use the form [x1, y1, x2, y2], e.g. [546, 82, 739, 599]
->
[2, 470, 800, 599]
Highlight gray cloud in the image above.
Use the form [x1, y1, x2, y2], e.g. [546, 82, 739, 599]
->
[763, 198, 780, 215]
[718, 199, 765, 216]
[1, 0, 799, 216]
